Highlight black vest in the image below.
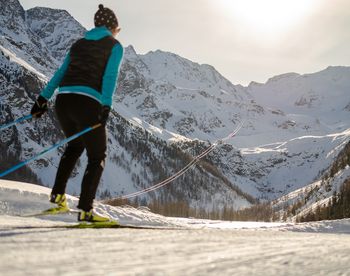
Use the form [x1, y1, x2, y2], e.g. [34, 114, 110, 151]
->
[60, 36, 118, 93]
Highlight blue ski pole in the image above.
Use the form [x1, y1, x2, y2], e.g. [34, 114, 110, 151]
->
[0, 123, 101, 178]
[0, 114, 34, 131]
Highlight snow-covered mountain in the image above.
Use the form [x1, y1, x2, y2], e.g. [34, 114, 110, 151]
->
[0, 0, 56, 73]
[273, 138, 350, 221]
[0, 0, 349, 214]
[115, 46, 350, 199]
[25, 6, 85, 63]
[249, 67, 350, 133]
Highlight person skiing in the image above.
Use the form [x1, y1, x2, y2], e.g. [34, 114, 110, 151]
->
[30, 4, 124, 222]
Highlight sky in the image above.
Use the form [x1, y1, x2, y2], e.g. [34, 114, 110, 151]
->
[20, 0, 350, 86]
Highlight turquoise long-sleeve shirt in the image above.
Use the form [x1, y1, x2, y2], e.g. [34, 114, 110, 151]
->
[40, 27, 124, 107]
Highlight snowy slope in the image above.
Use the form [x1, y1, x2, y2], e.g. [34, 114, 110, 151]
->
[117, 46, 250, 142]
[249, 67, 350, 133]
[1, 180, 350, 276]
[272, 138, 350, 221]
[0, 180, 278, 228]
[273, 166, 350, 222]
[118, 49, 350, 146]
[3, 179, 350, 231]
[0, 0, 58, 74]
[26, 6, 85, 63]
[237, 128, 350, 198]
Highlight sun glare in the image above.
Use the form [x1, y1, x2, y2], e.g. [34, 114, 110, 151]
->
[220, 0, 316, 36]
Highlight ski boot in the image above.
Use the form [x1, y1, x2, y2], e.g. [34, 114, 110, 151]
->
[78, 209, 111, 223]
[45, 193, 70, 214]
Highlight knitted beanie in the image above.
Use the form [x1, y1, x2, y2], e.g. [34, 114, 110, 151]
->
[94, 4, 119, 30]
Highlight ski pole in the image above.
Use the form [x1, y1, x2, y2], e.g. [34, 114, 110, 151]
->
[0, 123, 101, 178]
[0, 114, 33, 131]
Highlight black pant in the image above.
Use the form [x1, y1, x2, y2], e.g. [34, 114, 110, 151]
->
[52, 94, 106, 211]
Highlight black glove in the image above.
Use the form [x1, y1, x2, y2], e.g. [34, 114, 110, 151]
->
[31, 96, 48, 118]
[99, 105, 111, 126]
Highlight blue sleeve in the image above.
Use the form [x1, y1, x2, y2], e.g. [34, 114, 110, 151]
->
[40, 53, 71, 100]
[101, 43, 124, 107]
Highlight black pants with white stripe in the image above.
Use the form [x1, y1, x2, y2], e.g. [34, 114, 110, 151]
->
[52, 93, 106, 211]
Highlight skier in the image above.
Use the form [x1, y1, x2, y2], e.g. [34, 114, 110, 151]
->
[30, 4, 124, 222]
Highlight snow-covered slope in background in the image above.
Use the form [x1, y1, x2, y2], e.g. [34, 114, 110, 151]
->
[249, 67, 350, 133]
[237, 129, 350, 198]
[0, 0, 58, 73]
[26, 6, 85, 63]
[116, 46, 250, 142]
[115, 45, 350, 199]
[272, 138, 350, 220]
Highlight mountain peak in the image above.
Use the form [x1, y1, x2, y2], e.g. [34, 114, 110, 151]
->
[26, 6, 85, 62]
[0, 0, 26, 35]
[266, 72, 300, 84]
[124, 45, 138, 57]
[0, 0, 24, 16]
[139, 48, 237, 91]
[26, 6, 74, 21]
[322, 65, 350, 75]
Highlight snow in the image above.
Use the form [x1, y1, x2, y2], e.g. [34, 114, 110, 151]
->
[237, 128, 350, 198]
[1, 180, 350, 275]
[273, 166, 350, 222]
[0, 45, 47, 81]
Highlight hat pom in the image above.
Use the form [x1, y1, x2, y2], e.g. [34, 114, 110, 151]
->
[98, 4, 104, 10]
